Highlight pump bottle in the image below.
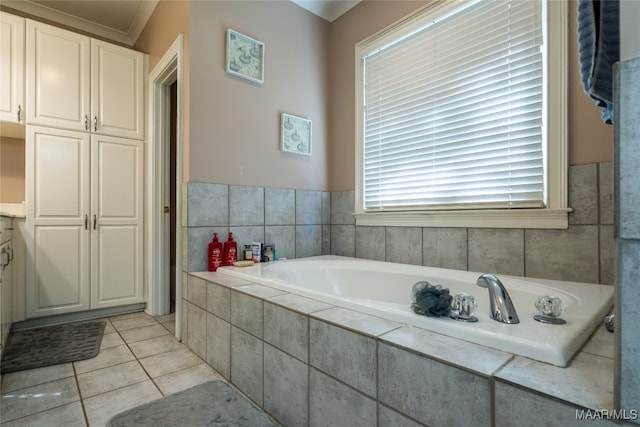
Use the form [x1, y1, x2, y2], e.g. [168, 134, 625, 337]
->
[208, 232, 223, 271]
[223, 232, 238, 266]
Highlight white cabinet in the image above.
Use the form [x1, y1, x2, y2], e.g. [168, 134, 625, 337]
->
[91, 40, 145, 140]
[91, 133, 144, 309]
[21, 18, 146, 318]
[26, 127, 91, 316]
[26, 20, 145, 140]
[25, 20, 89, 132]
[0, 12, 25, 123]
[26, 126, 143, 318]
[1, 216, 14, 357]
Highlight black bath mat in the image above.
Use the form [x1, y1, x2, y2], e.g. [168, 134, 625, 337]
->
[0, 320, 106, 374]
[106, 380, 279, 427]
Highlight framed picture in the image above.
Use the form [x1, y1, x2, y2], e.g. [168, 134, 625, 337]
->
[226, 29, 264, 84]
[281, 113, 312, 156]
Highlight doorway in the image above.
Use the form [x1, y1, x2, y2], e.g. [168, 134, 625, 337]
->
[169, 81, 177, 312]
[148, 35, 184, 339]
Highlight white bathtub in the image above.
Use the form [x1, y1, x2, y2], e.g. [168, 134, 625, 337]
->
[218, 255, 614, 367]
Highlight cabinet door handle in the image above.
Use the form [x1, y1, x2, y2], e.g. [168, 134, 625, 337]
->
[1, 249, 8, 270]
[93, 214, 97, 230]
[17, 104, 22, 122]
[93, 116, 98, 132]
[8, 247, 13, 262]
[84, 115, 89, 131]
[85, 214, 88, 230]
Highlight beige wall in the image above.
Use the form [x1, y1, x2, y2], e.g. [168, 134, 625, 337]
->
[327, 0, 615, 191]
[135, 0, 191, 180]
[328, 1, 428, 191]
[188, 1, 330, 190]
[0, 0, 617, 200]
[0, 137, 26, 203]
[567, 0, 614, 165]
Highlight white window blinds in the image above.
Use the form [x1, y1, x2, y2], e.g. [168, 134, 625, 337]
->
[362, 0, 545, 211]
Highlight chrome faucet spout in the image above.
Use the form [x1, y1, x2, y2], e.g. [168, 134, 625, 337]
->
[476, 273, 520, 324]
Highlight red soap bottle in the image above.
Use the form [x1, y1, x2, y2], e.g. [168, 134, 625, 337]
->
[223, 232, 238, 266]
[208, 232, 223, 271]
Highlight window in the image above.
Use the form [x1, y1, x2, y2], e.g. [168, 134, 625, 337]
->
[355, 0, 568, 229]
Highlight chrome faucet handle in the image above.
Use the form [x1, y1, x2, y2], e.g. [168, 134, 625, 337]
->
[450, 293, 478, 322]
[533, 294, 566, 324]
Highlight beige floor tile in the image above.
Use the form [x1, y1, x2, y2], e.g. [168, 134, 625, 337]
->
[83, 380, 161, 427]
[139, 347, 203, 379]
[100, 332, 125, 350]
[162, 322, 176, 334]
[1, 363, 74, 393]
[128, 334, 185, 359]
[77, 360, 148, 398]
[110, 316, 157, 332]
[153, 313, 175, 324]
[0, 377, 79, 423]
[74, 345, 135, 375]
[0, 312, 222, 427]
[103, 322, 116, 335]
[0, 401, 87, 427]
[154, 363, 224, 396]
[119, 324, 170, 344]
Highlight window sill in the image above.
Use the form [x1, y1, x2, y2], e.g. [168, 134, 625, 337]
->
[354, 208, 571, 229]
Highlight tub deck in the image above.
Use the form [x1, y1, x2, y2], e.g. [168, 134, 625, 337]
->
[185, 268, 615, 427]
[217, 256, 614, 367]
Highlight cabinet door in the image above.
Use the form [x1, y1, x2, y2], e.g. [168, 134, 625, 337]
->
[91, 40, 145, 140]
[26, 20, 90, 132]
[1, 241, 13, 352]
[0, 12, 24, 123]
[26, 126, 90, 317]
[91, 134, 143, 309]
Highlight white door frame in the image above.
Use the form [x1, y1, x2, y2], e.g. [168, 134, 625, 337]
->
[147, 35, 184, 339]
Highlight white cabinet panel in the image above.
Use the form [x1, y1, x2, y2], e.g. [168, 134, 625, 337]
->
[32, 131, 88, 219]
[91, 40, 144, 140]
[26, 126, 91, 317]
[91, 135, 143, 308]
[31, 225, 89, 313]
[94, 137, 141, 218]
[0, 12, 25, 123]
[26, 20, 90, 131]
[1, 240, 13, 356]
[94, 225, 141, 305]
[1, 217, 14, 356]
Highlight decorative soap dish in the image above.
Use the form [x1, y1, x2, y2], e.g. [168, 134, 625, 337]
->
[233, 260, 254, 267]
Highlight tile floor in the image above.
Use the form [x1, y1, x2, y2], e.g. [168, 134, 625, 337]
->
[0, 311, 225, 427]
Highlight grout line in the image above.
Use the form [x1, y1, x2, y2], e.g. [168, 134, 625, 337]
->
[112, 316, 164, 397]
[2, 313, 221, 425]
[75, 326, 95, 427]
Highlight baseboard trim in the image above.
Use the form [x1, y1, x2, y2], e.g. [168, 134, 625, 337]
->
[10, 303, 147, 331]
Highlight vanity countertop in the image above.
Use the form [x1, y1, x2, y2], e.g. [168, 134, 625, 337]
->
[0, 203, 25, 218]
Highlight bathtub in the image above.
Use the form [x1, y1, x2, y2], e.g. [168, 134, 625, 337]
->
[218, 255, 614, 367]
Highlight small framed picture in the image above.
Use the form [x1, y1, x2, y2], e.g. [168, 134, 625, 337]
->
[281, 113, 312, 156]
[226, 29, 264, 84]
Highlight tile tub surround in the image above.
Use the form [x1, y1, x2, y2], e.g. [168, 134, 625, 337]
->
[185, 271, 619, 427]
[615, 57, 640, 425]
[334, 161, 615, 285]
[184, 161, 612, 284]
[183, 183, 331, 272]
